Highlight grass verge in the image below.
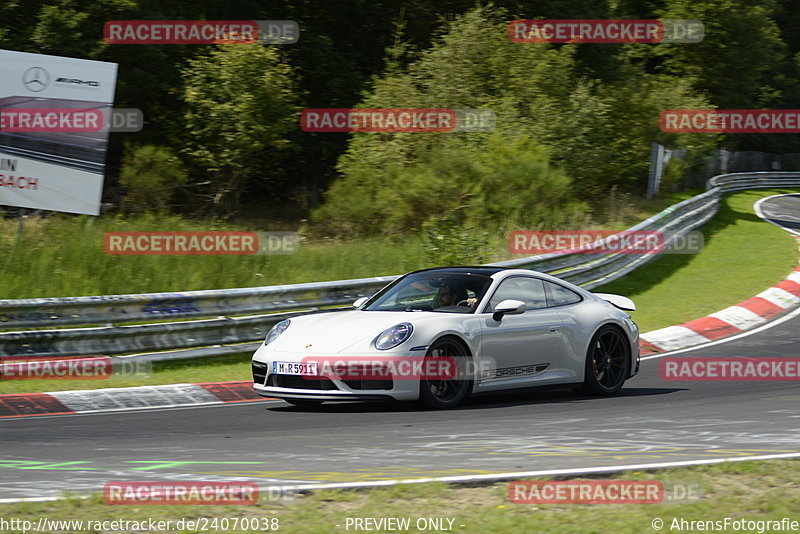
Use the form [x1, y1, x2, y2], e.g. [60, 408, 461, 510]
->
[595, 189, 798, 332]
[0, 459, 797, 533]
[0, 213, 427, 299]
[0, 191, 694, 299]
[0, 353, 252, 395]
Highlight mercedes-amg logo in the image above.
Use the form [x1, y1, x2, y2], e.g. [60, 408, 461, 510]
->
[22, 67, 50, 92]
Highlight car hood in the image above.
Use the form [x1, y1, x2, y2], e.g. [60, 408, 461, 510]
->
[271, 310, 444, 354]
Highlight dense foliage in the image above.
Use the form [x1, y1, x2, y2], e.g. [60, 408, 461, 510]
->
[1, 0, 798, 234]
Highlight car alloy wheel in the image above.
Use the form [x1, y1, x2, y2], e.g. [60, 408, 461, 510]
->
[417, 337, 472, 409]
[582, 325, 629, 395]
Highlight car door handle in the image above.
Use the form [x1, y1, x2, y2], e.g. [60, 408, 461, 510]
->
[548, 325, 561, 332]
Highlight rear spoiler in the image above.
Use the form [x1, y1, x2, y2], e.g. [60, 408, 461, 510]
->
[594, 293, 636, 312]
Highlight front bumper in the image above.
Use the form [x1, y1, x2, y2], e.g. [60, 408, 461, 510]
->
[251, 346, 421, 402]
[631, 330, 641, 377]
[254, 383, 396, 402]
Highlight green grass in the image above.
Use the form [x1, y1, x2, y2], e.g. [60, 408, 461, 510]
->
[595, 189, 798, 332]
[0, 213, 430, 298]
[0, 459, 797, 533]
[0, 353, 253, 395]
[0, 192, 696, 299]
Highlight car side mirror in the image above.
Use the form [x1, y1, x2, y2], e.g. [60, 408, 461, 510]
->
[353, 297, 369, 308]
[491, 299, 526, 321]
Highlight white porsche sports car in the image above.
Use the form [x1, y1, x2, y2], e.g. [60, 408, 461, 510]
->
[252, 267, 640, 409]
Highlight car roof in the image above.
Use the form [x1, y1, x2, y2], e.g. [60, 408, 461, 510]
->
[408, 266, 508, 277]
[407, 266, 591, 293]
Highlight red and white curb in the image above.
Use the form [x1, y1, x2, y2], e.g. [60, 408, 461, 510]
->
[0, 381, 266, 419]
[639, 239, 800, 355]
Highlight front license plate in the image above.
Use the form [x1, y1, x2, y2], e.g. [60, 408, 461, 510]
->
[273, 361, 318, 376]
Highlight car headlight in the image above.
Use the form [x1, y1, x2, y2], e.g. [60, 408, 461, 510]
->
[374, 323, 413, 350]
[264, 319, 291, 346]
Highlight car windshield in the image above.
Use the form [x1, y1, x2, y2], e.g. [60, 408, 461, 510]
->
[363, 271, 493, 313]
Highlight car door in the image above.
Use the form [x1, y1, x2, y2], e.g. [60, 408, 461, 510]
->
[543, 279, 586, 380]
[476, 276, 566, 387]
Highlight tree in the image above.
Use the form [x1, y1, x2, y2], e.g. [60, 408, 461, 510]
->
[313, 5, 716, 237]
[313, 134, 587, 237]
[181, 44, 299, 216]
[652, 0, 786, 110]
[119, 144, 188, 213]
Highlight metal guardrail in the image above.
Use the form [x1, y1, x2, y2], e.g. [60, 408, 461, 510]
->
[708, 171, 800, 192]
[1, 171, 799, 360]
[0, 276, 398, 328]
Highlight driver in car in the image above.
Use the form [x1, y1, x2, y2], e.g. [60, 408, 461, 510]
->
[434, 283, 477, 309]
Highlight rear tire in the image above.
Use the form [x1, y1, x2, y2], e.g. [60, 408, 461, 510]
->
[580, 325, 630, 395]
[417, 337, 472, 409]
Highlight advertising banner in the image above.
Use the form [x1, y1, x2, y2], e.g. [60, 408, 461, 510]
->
[0, 49, 118, 215]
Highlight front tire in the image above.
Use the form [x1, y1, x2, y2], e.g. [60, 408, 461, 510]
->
[580, 325, 630, 395]
[417, 337, 472, 409]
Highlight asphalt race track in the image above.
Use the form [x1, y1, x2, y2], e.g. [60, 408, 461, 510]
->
[758, 193, 800, 235]
[1, 196, 799, 501]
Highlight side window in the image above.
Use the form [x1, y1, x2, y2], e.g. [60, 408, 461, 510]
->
[488, 277, 548, 312]
[545, 281, 582, 306]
